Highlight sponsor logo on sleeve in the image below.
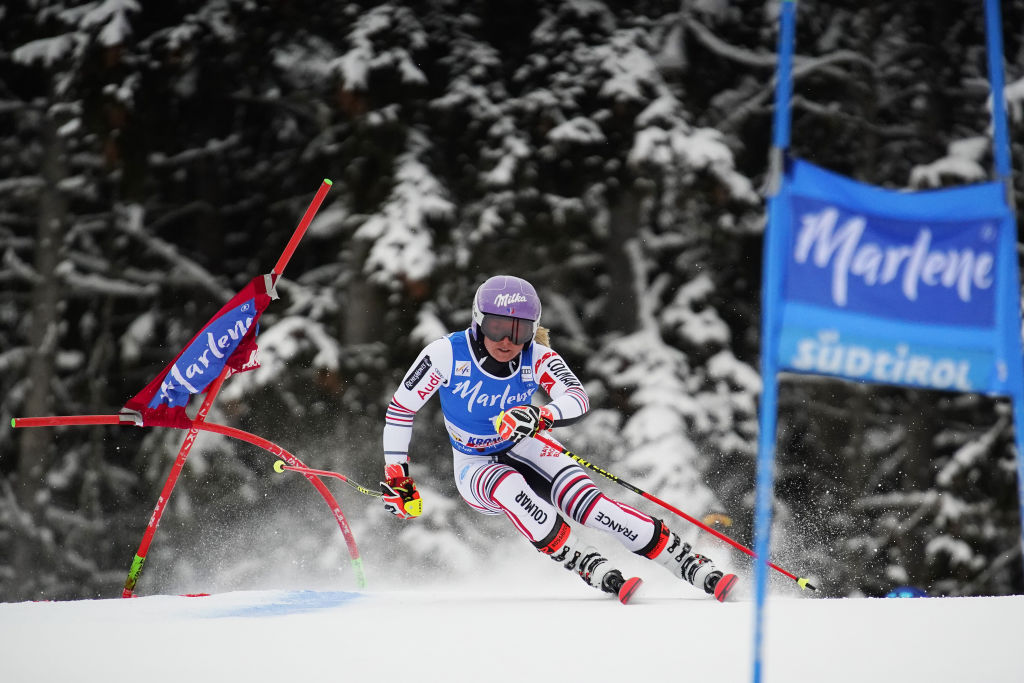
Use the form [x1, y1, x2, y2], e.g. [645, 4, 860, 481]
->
[534, 351, 557, 374]
[539, 372, 556, 393]
[404, 356, 433, 390]
[542, 358, 581, 388]
[417, 371, 443, 399]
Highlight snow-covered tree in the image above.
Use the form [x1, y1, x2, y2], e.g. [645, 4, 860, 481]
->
[2, 0, 1022, 600]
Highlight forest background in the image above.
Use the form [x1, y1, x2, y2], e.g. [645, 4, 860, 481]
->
[2, 0, 1024, 602]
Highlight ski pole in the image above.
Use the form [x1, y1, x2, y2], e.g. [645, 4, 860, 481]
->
[531, 431, 817, 591]
[272, 460, 382, 498]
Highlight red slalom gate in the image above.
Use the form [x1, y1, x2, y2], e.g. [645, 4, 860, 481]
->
[11, 180, 368, 595]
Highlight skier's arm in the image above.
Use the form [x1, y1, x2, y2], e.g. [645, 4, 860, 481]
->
[381, 338, 452, 520]
[531, 344, 589, 427]
[383, 337, 453, 466]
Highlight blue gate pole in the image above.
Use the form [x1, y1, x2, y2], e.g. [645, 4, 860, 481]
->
[754, 2, 797, 682]
[984, 0, 1024, 571]
[984, 0, 1014, 201]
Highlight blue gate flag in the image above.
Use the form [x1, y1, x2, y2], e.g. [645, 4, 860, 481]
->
[770, 159, 1019, 396]
[123, 275, 276, 428]
[754, 3, 1022, 683]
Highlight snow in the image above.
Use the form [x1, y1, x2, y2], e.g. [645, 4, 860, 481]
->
[332, 6, 428, 90]
[354, 134, 452, 284]
[909, 136, 989, 187]
[2, 569, 1021, 682]
[12, 34, 85, 68]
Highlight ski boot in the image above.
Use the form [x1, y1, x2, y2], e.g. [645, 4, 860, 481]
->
[551, 542, 643, 605]
[648, 524, 738, 602]
[537, 520, 642, 604]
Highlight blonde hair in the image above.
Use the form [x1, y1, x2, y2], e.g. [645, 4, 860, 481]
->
[534, 326, 550, 347]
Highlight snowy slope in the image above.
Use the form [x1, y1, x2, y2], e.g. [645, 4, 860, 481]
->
[2, 574, 1021, 683]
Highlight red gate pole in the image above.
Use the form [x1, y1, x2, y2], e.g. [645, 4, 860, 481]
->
[121, 372, 227, 597]
[14, 410, 368, 590]
[121, 180, 333, 597]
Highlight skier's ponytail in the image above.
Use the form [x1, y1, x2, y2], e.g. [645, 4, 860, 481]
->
[534, 326, 550, 347]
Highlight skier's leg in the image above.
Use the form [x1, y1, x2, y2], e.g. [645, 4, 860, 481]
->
[452, 451, 633, 598]
[635, 517, 737, 600]
[502, 437, 658, 551]
[503, 438, 737, 601]
[532, 517, 637, 600]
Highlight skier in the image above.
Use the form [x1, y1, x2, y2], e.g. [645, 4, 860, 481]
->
[381, 274, 737, 603]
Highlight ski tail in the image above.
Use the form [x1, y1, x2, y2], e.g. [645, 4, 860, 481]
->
[617, 576, 643, 605]
[714, 573, 739, 603]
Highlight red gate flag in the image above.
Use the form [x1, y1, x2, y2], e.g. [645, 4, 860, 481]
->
[122, 274, 277, 428]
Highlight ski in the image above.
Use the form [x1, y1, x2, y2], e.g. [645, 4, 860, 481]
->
[714, 573, 739, 603]
[617, 576, 643, 605]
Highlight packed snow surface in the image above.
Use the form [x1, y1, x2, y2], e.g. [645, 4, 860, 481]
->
[2, 568, 1020, 683]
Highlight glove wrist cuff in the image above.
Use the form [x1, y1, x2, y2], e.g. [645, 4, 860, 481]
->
[385, 462, 410, 481]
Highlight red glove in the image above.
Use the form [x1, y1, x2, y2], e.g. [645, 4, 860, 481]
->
[381, 463, 422, 519]
[495, 405, 554, 443]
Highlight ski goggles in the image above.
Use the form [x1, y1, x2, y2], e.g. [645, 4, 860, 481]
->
[479, 314, 535, 345]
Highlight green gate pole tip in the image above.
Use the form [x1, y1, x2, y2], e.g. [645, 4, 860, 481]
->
[324, 178, 333, 185]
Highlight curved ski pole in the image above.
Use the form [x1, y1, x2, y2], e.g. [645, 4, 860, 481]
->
[272, 460, 382, 498]
[194, 421, 367, 587]
[530, 431, 817, 592]
[12, 413, 369, 590]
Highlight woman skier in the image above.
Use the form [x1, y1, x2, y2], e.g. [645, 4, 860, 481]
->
[381, 274, 737, 603]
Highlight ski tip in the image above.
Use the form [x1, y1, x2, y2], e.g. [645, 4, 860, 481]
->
[324, 178, 333, 186]
[618, 576, 643, 605]
[9, 418, 14, 428]
[714, 573, 739, 603]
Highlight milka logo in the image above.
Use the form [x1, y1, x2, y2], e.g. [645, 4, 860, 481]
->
[494, 293, 528, 307]
[794, 207, 995, 306]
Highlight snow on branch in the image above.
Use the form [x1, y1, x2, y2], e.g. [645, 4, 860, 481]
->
[547, 117, 607, 146]
[1006, 76, 1024, 124]
[598, 40, 660, 104]
[81, 0, 140, 47]
[662, 273, 731, 347]
[909, 137, 988, 188]
[684, 15, 775, 69]
[331, 6, 427, 91]
[685, 15, 874, 74]
[935, 415, 1008, 489]
[355, 134, 453, 284]
[56, 260, 158, 298]
[148, 135, 241, 168]
[2, 246, 42, 285]
[629, 121, 758, 204]
[116, 203, 233, 301]
[12, 34, 87, 68]
[218, 315, 342, 401]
